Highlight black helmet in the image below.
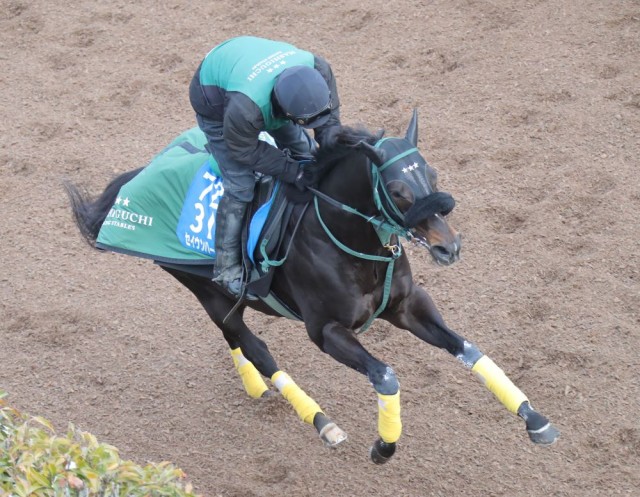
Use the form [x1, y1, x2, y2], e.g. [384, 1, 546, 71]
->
[272, 66, 332, 128]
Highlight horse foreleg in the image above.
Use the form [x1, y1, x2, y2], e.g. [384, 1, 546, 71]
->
[318, 322, 402, 463]
[386, 287, 560, 446]
[456, 341, 560, 445]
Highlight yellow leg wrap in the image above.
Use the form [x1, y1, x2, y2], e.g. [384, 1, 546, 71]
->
[229, 348, 269, 399]
[377, 392, 402, 443]
[471, 355, 528, 414]
[271, 371, 322, 424]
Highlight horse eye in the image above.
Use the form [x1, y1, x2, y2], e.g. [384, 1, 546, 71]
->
[392, 190, 413, 204]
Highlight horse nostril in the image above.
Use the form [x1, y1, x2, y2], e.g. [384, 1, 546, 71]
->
[431, 245, 452, 262]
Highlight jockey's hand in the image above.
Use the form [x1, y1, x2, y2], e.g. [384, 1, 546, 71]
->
[294, 161, 321, 192]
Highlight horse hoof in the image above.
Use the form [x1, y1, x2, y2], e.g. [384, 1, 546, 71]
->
[260, 389, 278, 399]
[528, 422, 560, 446]
[319, 422, 348, 448]
[369, 439, 396, 464]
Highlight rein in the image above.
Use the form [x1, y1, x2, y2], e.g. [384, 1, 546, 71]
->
[307, 141, 416, 333]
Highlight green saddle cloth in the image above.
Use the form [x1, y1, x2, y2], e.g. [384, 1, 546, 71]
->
[96, 127, 221, 264]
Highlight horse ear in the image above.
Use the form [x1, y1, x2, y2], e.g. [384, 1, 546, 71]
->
[405, 108, 419, 146]
[357, 140, 386, 166]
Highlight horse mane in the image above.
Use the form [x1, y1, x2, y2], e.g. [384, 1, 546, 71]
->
[314, 125, 380, 174]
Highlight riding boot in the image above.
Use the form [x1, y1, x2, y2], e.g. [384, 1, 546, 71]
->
[213, 195, 257, 300]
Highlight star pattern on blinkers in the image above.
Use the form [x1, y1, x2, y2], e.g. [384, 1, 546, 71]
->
[402, 162, 420, 174]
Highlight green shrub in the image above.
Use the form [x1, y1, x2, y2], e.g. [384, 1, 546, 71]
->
[0, 390, 201, 496]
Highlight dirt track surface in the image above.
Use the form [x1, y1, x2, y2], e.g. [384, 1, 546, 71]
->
[1, 1, 639, 496]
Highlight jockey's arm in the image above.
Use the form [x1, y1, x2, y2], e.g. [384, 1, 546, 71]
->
[223, 94, 299, 184]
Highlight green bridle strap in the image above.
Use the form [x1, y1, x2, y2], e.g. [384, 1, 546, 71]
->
[258, 201, 310, 274]
[310, 187, 411, 243]
[371, 167, 406, 224]
[313, 196, 403, 334]
[371, 145, 420, 224]
[313, 196, 402, 262]
[307, 139, 422, 333]
[378, 147, 418, 171]
[359, 259, 396, 332]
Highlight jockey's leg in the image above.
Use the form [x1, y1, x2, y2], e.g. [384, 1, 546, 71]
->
[212, 195, 257, 300]
[197, 114, 257, 301]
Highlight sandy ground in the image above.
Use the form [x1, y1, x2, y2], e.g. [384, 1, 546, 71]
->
[1, 1, 639, 495]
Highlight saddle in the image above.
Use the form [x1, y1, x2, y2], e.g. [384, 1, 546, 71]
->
[243, 177, 300, 299]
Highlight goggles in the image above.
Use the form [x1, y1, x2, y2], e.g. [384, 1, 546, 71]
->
[285, 98, 332, 127]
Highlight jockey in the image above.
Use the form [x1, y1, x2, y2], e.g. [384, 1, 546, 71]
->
[189, 35, 341, 299]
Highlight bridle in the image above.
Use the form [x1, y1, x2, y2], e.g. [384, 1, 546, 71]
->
[306, 137, 439, 333]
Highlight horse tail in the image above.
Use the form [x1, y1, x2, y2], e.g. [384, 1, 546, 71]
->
[63, 168, 143, 247]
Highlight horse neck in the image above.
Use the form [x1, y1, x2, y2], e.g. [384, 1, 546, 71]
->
[322, 152, 375, 213]
[314, 152, 386, 252]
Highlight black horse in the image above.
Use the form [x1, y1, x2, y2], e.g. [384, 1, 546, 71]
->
[65, 110, 559, 463]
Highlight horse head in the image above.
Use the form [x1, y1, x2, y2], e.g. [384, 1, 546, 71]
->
[357, 109, 461, 265]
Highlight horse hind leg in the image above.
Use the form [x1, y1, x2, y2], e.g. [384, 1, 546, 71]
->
[161, 268, 344, 445]
[316, 416, 348, 448]
[161, 268, 273, 400]
[518, 401, 560, 446]
[224, 316, 346, 446]
[270, 371, 347, 448]
[221, 315, 345, 446]
[229, 347, 271, 399]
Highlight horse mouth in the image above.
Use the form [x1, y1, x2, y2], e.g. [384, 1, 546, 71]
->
[410, 231, 461, 266]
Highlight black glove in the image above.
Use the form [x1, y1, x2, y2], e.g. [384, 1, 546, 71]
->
[277, 152, 303, 184]
[294, 161, 321, 192]
[283, 161, 320, 204]
[278, 154, 321, 204]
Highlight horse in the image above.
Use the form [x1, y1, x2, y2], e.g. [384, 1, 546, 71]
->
[65, 110, 559, 464]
